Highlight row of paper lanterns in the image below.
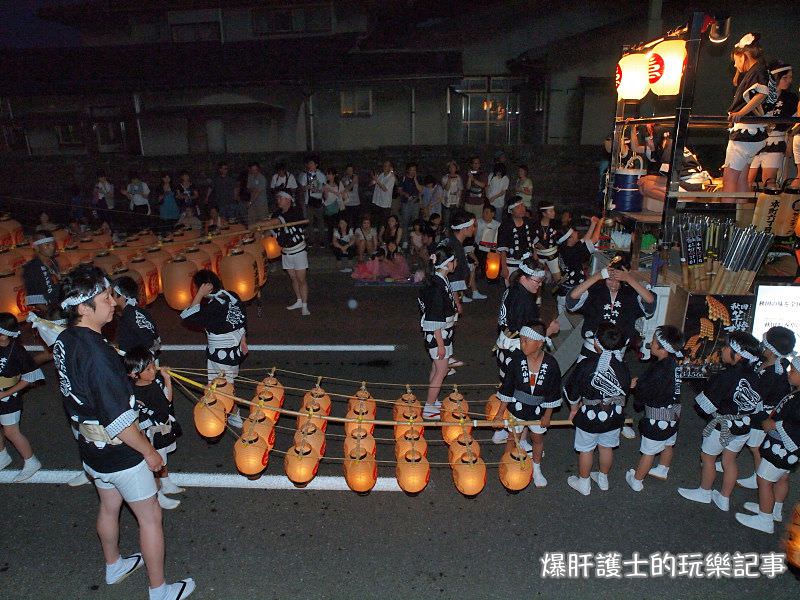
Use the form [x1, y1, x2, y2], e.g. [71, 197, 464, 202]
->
[616, 39, 687, 100]
[194, 375, 540, 496]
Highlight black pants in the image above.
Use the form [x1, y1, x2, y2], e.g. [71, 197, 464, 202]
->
[333, 246, 356, 260]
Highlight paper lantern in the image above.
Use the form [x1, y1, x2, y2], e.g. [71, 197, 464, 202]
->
[12, 243, 34, 264]
[56, 245, 78, 271]
[247, 412, 276, 450]
[91, 230, 113, 248]
[239, 237, 266, 287]
[234, 431, 269, 476]
[395, 427, 427, 460]
[485, 394, 502, 425]
[219, 249, 257, 302]
[92, 251, 122, 276]
[216, 226, 240, 252]
[616, 52, 650, 100]
[786, 503, 800, 569]
[296, 398, 328, 432]
[0, 271, 28, 321]
[294, 421, 326, 456]
[78, 236, 105, 253]
[396, 450, 430, 494]
[207, 375, 235, 413]
[197, 239, 223, 274]
[256, 375, 285, 405]
[0, 215, 24, 245]
[0, 249, 24, 274]
[284, 441, 320, 487]
[52, 228, 71, 251]
[128, 257, 159, 305]
[345, 406, 376, 438]
[452, 453, 487, 497]
[448, 433, 480, 464]
[345, 428, 376, 457]
[348, 388, 376, 417]
[111, 242, 140, 264]
[395, 404, 422, 423]
[441, 410, 471, 444]
[193, 396, 226, 438]
[394, 421, 423, 441]
[169, 231, 190, 254]
[343, 447, 377, 493]
[393, 391, 420, 420]
[262, 235, 282, 260]
[112, 267, 145, 306]
[137, 230, 158, 247]
[162, 256, 197, 310]
[251, 390, 282, 423]
[647, 40, 686, 96]
[302, 386, 332, 415]
[441, 391, 467, 420]
[485, 251, 501, 280]
[499, 447, 533, 491]
[145, 246, 171, 293]
[183, 246, 212, 273]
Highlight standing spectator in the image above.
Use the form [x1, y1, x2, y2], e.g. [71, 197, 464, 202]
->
[269, 162, 298, 209]
[322, 168, 344, 245]
[514, 165, 533, 209]
[205, 162, 237, 222]
[156, 173, 180, 233]
[420, 175, 444, 220]
[355, 214, 379, 262]
[369, 161, 396, 224]
[441, 160, 463, 229]
[475, 204, 500, 277]
[246, 162, 268, 226]
[175, 172, 198, 217]
[464, 156, 487, 219]
[486, 162, 510, 214]
[397, 163, 423, 247]
[297, 156, 326, 247]
[340, 164, 360, 227]
[93, 172, 115, 226]
[121, 172, 151, 219]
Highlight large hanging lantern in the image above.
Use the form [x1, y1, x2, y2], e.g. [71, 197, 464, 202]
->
[448, 433, 480, 464]
[498, 447, 533, 491]
[52, 228, 71, 251]
[395, 427, 427, 460]
[303, 386, 332, 415]
[184, 246, 212, 272]
[0, 249, 24, 274]
[239, 237, 266, 287]
[345, 428, 376, 456]
[0, 215, 24, 245]
[396, 449, 430, 494]
[93, 251, 122, 276]
[294, 421, 326, 456]
[251, 389, 282, 423]
[485, 251, 501, 280]
[616, 52, 650, 100]
[0, 271, 28, 321]
[145, 246, 171, 293]
[196, 239, 223, 275]
[647, 39, 687, 96]
[112, 267, 146, 306]
[219, 248, 257, 302]
[234, 431, 269, 476]
[193, 396, 226, 438]
[128, 257, 159, 305]
[262, 235, 282, 260]
[343, 447, 377, 493]
[162, 256, 197, 310]
[284, 441, 320, 487]
[441, 410, 471, 445]
[452, 453, 487, 497]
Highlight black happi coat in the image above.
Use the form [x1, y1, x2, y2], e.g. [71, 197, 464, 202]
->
[567, 280, 656, 343]
[695, 361, 763, 437]
[496, 218, 538, 263]
[633, 356, 682, 441]
[0, 340, 44, 414]
[22, 256, 60, 308]
[566, 352, 632, 434]
[117, 303, 161, 355]
[497, 350, 562, 421]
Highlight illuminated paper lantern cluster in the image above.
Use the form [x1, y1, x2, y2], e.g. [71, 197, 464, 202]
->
[219, 249, 257, 302]
[128, 257, 159, 305]
[0, 271, 28, 321]
[162, 256, 197, 310]
[647, 40, 687, 96]
[0, 215, 24, 246]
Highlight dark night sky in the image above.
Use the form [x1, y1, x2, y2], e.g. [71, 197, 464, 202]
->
[0, 0, 80, 48]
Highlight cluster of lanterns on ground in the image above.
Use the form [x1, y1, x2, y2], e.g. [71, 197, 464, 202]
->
[616, 39, 687, 100]
[0, 214, 286, 321]
[186, 372, 542, 497]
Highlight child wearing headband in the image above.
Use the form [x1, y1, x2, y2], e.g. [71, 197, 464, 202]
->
[626, 325, 685, 491]
[534, 200, 562, 283]
[125, 347, 184, 510]
[113, 276, 161, 359]
[0, 312, 45, 481]
[678, 331, 763, 513]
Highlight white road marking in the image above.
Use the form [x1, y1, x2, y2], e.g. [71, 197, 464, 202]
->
[24, 344, 397, 353]
[0, 469, 403, 491]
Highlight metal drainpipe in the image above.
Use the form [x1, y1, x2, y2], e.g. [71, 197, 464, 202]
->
[410, 86, 416, 145]
[133, 93, 145, 157]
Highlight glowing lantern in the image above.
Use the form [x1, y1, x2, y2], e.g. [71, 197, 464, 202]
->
[12, 243, 34, 264]
[93, 251, 122, 276]
[207, 375, 235, 413]
[499, 447, 533, 491]
[56, 245, 78, 271]
[193, 395, 226, 438]
[345, 405, 376, 438]
[169, 231, 190, 254]
[396, 450, 430, 494]
[0, 215, 23, 245]
[452, 453, 487, 497]
[0, 271, 28, 321]
[395, 427, 427, 460]
[0, 249, 24, 274]
[441, 410, 471, 445]
[239, 237, 266, 287]
[394, 421, 423, 442]
[485, 394, 502, 424]
[296, 399, 328, 432]
[448, 433, 480, 464]
[112, 242, 141, 264]
[295, 421, 326, 456]
[256, 374, 285, 405]
[345, 428, 376, 456]
[343, 447, 377, 493]
[616, 52, 650, 100]
[441, 390, 467, 420]
[262, 235, 282, 260]
[183, 246, 212, 272]
[302, 386, 332, 415]
[393, 391, 420, 421]
[137, 230, 158, 247]
[112, 267, 145, 306]
[485, 251, 501, 280]
[248, 412, 276, 450]
[197, 239, 223, 274]
[52, 228, 71, 251]
[251, 390, 282, 424]
[284, 441, 320, 487]
[234, 430, 269, 476]
[161, 256, 197, 310]
[91, 230, 113, 248]
[786, 503, 800, 569]
[647, 39, 686, 96]
[128, 257, 159, 305]
[78, 236, 105, 253]
[145, 246, 171, 293]
[219, 249, 257, 302]
[396, 404, 422, 423]
[348, 388, 376, 418]
[216, 226, 240, 252]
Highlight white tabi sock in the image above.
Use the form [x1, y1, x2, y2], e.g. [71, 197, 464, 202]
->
[773, 502, 784, 522]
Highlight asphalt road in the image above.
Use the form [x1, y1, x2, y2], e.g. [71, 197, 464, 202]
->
[1, 258, 798, 599]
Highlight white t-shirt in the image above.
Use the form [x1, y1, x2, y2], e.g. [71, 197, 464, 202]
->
[475, 218, 500, 252]
[127, 182, 150, 207]
[441, 174, 463, 208]
[486, 175, 509, 211]
[355, 227, 378, 243]
[371, 172, 396, 209]
[96, 180, 114, 208]
[341, 174, 360, 206]
[297, 169, 326, 205]
[270, 173, 298, 191]
[334, 228, 354, 245]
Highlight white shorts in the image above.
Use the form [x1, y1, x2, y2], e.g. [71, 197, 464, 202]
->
[756, 458, 789, 483]
[282, 250, 308, 271]
[207, 360, 239, 384]
[701, 428, 749, 456]
[794, 135, 800, 165]
[509, 423, 548, 435]
[749, 151, 783, 171]
[0, 411, 21, 426]
[574, 427, 620, 452]
[156, 443, 176, 465]
[640, 433, 677, 456]
[723, 140, 765, 172]
[84, 460, 158, 503]
[747, 428, 766, 449]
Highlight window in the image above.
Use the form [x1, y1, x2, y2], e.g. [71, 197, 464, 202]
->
[55, 124, 82, 146]
[340, 90, 372, 117]
[252, 4, 332, 36]
[171, 22, 220, 42]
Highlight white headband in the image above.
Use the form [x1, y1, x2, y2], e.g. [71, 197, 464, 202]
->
[556, 228, 574, 245]
[790, 353, 800, 373]
[276, 191, 293, 201]
[518, 254, 546, 279]
[112, 284, 136, 306]
[539, 204, 555, 211]
[735, 33, 756, 49]
[770, 65, 792, 76]
[507, 200, 524, 213]
[32, 237, 55, 247]
[0, 326, 20, 338]
[762, 335, 789, 374]
[595, 339, 625, 374]
[520, 326, 554, 350]
[60, 278, 111, 309]
[431, 254, 455, 270]
[451, 218, 475, 231]
[729, 339, 759, 364]
[655, 329, 683, 358]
